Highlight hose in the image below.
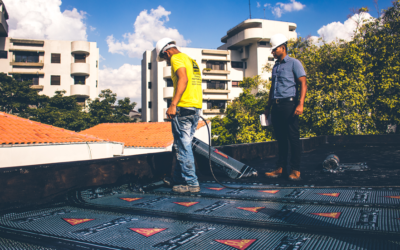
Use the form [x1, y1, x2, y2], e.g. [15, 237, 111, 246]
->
[199, 116, 400, 190]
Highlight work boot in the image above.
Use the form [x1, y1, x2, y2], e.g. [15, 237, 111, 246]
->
[288, 170, 301, 181]
[265, 167, 283, 178]
[188, 185, 200, 193]
[172, 185, 189, 193]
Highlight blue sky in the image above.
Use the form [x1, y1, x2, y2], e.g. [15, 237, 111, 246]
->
[5, 0, 395, 108]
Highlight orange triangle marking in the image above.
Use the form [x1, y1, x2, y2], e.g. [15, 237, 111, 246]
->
[173, 202, 199, 207]
[316, 193, 340, 197]
[259, 190, 280, 194]
[129, 228, 167, 237]
[236, 207, 265, 213]
[62, 218, 94, 226]
[310, 212, 341, 219]
[119, 197, 142, 202]
[215, 239, 256, 250]
[207, 187, 225, 191]
[385, 196, 400, 199]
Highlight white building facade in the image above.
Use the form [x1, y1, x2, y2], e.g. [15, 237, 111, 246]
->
[0, 37, 100, 103]
[141, 19, 297, 122]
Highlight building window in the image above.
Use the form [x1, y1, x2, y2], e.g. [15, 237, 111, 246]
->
[167, 99, 172, 108]
[74, 54, 86, 63]
[207, 80, 226, 90]
[259, 41, 268, 46]
[207, 100, 226, 109]
[96, 80, 98, 87]
[206, 61, 225, 70]
[96, 60, 98, 68]
[138, 108, 142, 113]
[51, 75, 60, 85]
[231, 61, 243, 69]
[268, 57, 275, 62]
[232, 81, 240, 87]
[76, 97, 86, 106]
[74, 76, 85, 85]
[148, 82, 152, 89]
[166, 79, 173, 87]
[51, 53, 61, 63]
[15, 52, 39, 63]
[148, 62, 151, 69]
[148, 101, 152, 109]
[15, 74, 39, 85]
[0, 51, 7, 59]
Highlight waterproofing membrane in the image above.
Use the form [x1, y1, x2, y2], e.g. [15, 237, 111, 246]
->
[149, 182, 400, 208]
[0, 206, 399, 250]
[78, 187, 400, 235]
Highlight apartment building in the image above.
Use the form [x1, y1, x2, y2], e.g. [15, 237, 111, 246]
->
[141, 19, 297, 122]
[0, 2, 99, 104]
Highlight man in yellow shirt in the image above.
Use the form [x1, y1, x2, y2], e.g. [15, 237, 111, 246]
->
[156, 38, 203, 193]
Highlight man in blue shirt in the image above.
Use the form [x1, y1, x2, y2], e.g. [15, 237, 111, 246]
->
[264, 34, 307, 181]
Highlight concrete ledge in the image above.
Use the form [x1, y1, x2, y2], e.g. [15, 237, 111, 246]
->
[10, 39, 44, 45]
[327, 135, 400, 145]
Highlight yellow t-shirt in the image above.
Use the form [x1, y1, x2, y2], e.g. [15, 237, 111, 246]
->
[170, 53, 202, 109]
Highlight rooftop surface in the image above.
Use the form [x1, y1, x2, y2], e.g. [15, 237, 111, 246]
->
[0, 137, 399, 249]
[0, 112, 105, 145]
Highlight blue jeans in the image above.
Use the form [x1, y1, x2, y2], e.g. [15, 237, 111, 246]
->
[171, 107, 200, 186]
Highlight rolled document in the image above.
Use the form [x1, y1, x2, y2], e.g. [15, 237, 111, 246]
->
[260, 114, 272, 126]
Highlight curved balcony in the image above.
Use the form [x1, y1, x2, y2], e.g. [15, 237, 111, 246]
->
[163, 87, 174, 99]
[163, 66, 171, 79]
[225, 27, 263, 49]
[70, 85, 90, 97]
[71, 63, 90, 76]
[71, 41, 90, 55]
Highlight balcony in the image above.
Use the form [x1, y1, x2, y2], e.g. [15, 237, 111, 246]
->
[163, 87, 174, 99]
[71, 41, 90, 55]
[0, 10, 8, 37]
[202, 50, 229, 55]
[70, 85, 90, 97]
[10, 62, 44, 67]
[30, 85, 44, 90]
[71, 63, 90, 76]
[203, 109, 224, 114]
[10, 39, 44, 45]
[203, 69, 230, 75]
[203, 89, 230, 94]
[163, 66, 171, 78]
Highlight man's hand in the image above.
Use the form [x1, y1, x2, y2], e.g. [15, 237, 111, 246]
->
[167, 104, 177, 119]
[293, 104, 304, 116]
[264, 107, 270, 118]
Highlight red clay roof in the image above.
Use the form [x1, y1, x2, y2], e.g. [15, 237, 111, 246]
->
[80, 121, 210, 148]
[0, 112, 105, 145]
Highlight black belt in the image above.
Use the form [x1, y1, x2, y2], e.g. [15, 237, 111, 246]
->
[272, 97, 295, 104]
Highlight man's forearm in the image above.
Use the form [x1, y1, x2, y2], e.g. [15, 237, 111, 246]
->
[298, 78, 307, 106]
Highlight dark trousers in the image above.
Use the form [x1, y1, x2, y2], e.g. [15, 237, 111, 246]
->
[271, 101, 301, 171]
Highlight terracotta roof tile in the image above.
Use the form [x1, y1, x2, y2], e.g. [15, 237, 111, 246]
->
[80, 120, 210, 148]
[0, 112, 105, 145]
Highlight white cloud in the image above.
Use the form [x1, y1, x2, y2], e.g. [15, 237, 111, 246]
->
[99, 64, 142, 106]
[99, 54, 106, 62]
[257, 2, 261, 8]
[315, 13, 374, 43]
[265, 0, 305, 18]
[106, 6, 190, 58]
[90, 26, 96, 31]
[4, 0, 87, 41]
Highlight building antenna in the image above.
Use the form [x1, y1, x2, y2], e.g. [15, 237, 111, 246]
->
[249, 0, 251, 19]
[264, 8, 265, 19]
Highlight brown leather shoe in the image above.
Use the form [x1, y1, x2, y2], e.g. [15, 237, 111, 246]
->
[265, 167, 283, 178]
[288, 170, 301, 181]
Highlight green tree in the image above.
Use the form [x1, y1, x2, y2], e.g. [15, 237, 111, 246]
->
[0, 73, 44, 115]
[211, 76, 273, 146]
[88, 89, 137, 124]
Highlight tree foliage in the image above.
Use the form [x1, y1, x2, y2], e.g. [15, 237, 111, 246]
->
[0, 73, 137, 131]
[211, 1, 400, 146]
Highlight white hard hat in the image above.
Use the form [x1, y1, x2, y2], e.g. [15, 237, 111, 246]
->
[270, 34, 288, 50]
[156, 37, 176, 62]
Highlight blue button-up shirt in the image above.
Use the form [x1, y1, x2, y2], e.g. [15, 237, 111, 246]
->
[271, 55, 306, 99]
